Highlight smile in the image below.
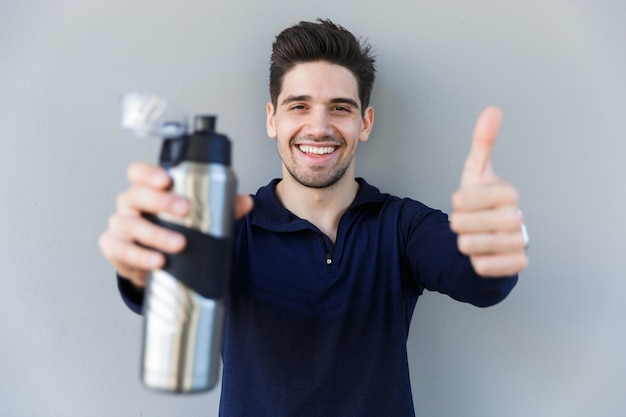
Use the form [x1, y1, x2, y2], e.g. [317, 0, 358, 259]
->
[298, 145, 336, 155]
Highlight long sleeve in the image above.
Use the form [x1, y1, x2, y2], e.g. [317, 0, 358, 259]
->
[117, 274, 144, 314]
[404, 207, 518, 307]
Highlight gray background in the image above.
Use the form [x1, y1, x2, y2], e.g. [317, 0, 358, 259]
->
[1, 1, 625, 416]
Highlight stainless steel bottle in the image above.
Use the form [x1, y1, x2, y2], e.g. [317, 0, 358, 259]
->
[141, 115, 236, 393]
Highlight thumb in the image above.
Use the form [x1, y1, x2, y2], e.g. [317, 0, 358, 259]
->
[461, 106, 502, 186]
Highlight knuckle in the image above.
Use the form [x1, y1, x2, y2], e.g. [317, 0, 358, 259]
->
[449, 214, 460, 232]
[471, 257, 490, 276]
[123, 245, 147, 268]
[141, 223, 161, 245]
[107, 214, 120, 232]
[471, 251, 528, 278]
[99, 233, 125, 267]
[515, 233, 527, 250]
[98, 232, 111, 257]
[116, 190, 130, 211]
[505, 215, 522, 231]
[159, 192, 176, 211]
[498, 208, 521, 231]
[127, 162, 143, 181]
[507, 186, 520, 205]
[451, 190, 465, 209]
[109, 240, 129, 265]
[130, 217, 149, 241]
[109, 214, 137, 240]
[126, 247, 142, 266]
[141, 188, 172, 213]
[457, 235, 472, 254]
[517, 253, 529, 271]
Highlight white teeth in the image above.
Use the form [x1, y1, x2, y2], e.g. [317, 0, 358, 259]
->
[298, 145, 335, 155]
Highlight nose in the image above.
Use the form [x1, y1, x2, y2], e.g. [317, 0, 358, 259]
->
[304, 107, 334, 138]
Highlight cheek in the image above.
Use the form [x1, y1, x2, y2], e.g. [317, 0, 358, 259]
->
[340, 123, 364, 144]
[275, 119, 301, 141]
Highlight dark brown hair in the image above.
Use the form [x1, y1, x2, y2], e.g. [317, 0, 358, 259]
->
[269, 19, 376, 115]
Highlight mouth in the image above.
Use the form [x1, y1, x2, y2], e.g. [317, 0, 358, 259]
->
[297, 144, 337, 155]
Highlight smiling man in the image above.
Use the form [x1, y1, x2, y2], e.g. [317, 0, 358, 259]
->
[99, 19, 528, 417]
[268, 60, 374, 242]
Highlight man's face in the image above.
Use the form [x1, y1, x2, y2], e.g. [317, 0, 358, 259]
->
[266, 61, 374, 189]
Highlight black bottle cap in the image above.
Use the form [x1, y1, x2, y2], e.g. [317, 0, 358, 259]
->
[159, 115, 231, 167]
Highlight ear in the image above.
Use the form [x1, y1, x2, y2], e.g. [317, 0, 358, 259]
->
[266, 102, 277, 139]
[359, 106, 374, 142]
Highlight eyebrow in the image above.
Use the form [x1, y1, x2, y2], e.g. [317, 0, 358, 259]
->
[280, 95, 360, 109]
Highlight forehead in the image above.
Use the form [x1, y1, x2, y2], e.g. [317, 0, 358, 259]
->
[279, 61, 359, 103]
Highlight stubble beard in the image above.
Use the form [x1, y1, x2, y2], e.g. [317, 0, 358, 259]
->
[285, 162, 350, 189]
[280, 136, 352, 189]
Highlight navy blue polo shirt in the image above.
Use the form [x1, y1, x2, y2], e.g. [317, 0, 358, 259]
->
[219, 178, 516, 416]
[118, 178, 517, 416]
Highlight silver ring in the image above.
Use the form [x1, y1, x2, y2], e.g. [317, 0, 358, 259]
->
[519, 210, 529, 250]
[521, 222, 529, 250]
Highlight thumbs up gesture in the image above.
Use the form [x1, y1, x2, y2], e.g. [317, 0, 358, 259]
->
[449, 107, 529, 277]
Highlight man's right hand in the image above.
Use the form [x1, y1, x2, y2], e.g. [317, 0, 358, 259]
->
[98, 162, 254, 289]
[98, 162, 190, 288]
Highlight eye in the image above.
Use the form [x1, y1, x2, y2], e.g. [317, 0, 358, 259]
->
[332, 105, 351, 113]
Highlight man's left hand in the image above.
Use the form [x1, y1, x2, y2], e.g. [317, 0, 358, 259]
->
[449, 106, 529, 278]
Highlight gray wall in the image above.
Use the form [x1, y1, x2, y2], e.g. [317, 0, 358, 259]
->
[2, 1, 625, 416]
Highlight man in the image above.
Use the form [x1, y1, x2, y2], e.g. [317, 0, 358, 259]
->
[99, 19, 528, 416]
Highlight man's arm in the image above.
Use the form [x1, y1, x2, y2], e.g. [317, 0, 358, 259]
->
[406, 208, 518, 307]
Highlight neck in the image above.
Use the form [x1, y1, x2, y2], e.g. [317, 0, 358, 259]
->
[275, 173, 359, 243]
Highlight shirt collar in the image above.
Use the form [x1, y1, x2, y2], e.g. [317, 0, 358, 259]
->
[250, 178, 387, 231]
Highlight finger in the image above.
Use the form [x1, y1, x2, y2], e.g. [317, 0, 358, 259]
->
[451, 181, 519, 212]
[115, 265, 150, 289]
[469, 252, 529, 278]
[461, 106, 502, 186]
[127, 161, 172, 189]
[116, 185, 189, 217]
[108, 213, 186, 253]
[99, 230, 165, 271]
[234, 194, 254, 219]
[450, 206, 522, 234]
[457, 231, 527, 255]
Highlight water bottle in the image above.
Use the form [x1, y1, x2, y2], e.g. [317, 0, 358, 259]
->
[142, 114, 237, 393]
[120, 94, 236, 393]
